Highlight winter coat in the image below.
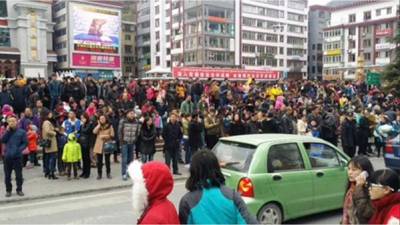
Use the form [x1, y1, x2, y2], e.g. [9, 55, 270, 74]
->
[1, 128, 28, 159]
[140, 125, 156, 155]
[27, 130, 38, 152]
[229, 122, 246, 136]
[204, 116, 220, 136]
[356, 116, 370, 147]
[93, 124, 115, 154]
[128, 161, 180, 225]
[19, 116, 41, 132]
[78, 122, 94, 149]
[179, 185, 258, 224]
[341, 119, 357, 147]
[162, 122, 182, 152]
[180, 100, 194, 116]
[280, 114, 295, 134]
[261, 119, 279, 133]
[48, 80, 61, 98]
[10, 86, 28, 114]
[62, 134, 82, 163]
[0, 90, 13, 107]
[118, 118, 141, 144]
[42, 120, 58, 153]
[188, 121, 202, 149]
[246, 121, 260, 134]
[353, 185, 400, 225]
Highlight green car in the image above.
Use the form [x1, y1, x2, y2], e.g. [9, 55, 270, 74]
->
[212, 134, 350, 224]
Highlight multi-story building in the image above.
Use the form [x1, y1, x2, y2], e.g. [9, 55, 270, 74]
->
[53, 0, 122, 79]
[323, 0, 399, 80]
[0, 0, 55, 78]
[121, 2, 137, 79]
[136, 0, 151, 77]
[308, 5, 331, 80]
[139, 0, 308, 79]
[240, 0, 308, 79]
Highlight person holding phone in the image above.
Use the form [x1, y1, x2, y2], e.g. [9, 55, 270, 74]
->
[341, 155, 374, 224]
[353, 169, 400, 225]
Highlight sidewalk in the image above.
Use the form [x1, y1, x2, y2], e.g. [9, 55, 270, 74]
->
[0, 152, 189, 204]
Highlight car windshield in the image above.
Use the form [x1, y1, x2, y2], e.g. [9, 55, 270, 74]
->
[213, 141, 256, 172]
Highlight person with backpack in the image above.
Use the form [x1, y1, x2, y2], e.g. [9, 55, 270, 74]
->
[118, 110, 141, 180]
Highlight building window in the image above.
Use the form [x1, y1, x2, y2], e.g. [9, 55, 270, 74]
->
[385, 51, 390, 58]
[364, 11, 371, 21]
[312, 66, 315, 73]
[167, 61, 171, 67]
[55, 28, 66, 37]
[156, 31, 160, 39]
[312, 44, 315, 50]
[279, 59, 283, 66]
[349, 27, 356, 35]
[364, 53, 371, 61]
[0, 28, 10, 47]
[363, 39, 371, 48]
[317, 44, 322, 50]
[156, 56, 160, 65]
[349, 14, 356, 23]
[125, 35, 131, 40]
[387, 7, 392, 15]
[376, 9, 381, 16]
[312, 55, 316, 60]
[155, 19, 160, 28]
[57, 55, 67, 62]
[155, 6, 160, 14]
[125, 45, 132, 54]
[349, 53, 356, 62]
[280, 47, 284, 54]
[126, 66, 132, 73]
[167, 48, 170, 54]
[319, 11, 325, 18]
[349, 40, 356, 49]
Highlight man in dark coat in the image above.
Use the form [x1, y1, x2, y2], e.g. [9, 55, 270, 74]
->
[188, 114, 202, 164]
[2, 115, 28, 197]
[341, 112, 357, 157]
[163, 113, 182, 175]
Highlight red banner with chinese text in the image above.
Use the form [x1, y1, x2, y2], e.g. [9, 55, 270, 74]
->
[172, 67, 280, 80]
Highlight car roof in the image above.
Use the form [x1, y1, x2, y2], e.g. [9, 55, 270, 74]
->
[220, 134, 328, 146]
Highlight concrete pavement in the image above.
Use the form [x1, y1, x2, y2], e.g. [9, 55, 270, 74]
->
[0, 152, 190, 204]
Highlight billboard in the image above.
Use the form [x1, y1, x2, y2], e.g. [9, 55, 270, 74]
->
[70, 3, 121, 69]
[72, 53, 121, 69]
[172, 67, 280, 80]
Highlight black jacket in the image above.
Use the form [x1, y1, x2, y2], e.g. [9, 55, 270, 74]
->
[163, 122, 182, 151]
[341, 118, 357, 147]
[246, 121, 260, 134]
[79, 122, 95, 148]
[261, 119, 279, 133]
[230, 122, 246, 136]
[140, 125, 156, 155]
[280, 114, 294, 134]
[189, 121, 202, 149]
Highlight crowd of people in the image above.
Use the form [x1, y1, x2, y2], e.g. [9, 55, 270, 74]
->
[0, 74, 399, 195]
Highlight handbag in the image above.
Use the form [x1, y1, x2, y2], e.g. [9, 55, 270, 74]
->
[103, 140, 117, 154]
[39, 139, 51, 148]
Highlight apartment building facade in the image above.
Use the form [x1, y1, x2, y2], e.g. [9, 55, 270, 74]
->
[323, 0, 399, 80]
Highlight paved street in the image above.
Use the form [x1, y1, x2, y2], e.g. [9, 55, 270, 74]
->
[0, 156, 387, 224]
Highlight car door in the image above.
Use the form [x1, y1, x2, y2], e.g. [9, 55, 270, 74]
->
[266, 143, 314, 220]
[301, 142, 348, 212]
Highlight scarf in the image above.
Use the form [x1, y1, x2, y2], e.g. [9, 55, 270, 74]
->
[369, 192, 400, 225]
[342, 183, 355, 225]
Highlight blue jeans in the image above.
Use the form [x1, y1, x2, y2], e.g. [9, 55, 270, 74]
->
[142, 154, 154, 163]
[44, 152, 57, 174]
[121, 144, 135, 176]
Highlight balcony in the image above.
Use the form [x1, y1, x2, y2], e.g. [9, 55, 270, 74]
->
[324, 49, 342, 56]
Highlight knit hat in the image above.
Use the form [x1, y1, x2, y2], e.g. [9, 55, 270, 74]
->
[2, 104, 14, 117]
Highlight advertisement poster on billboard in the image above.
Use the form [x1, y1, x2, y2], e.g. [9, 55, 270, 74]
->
[71, 4, 120, 54]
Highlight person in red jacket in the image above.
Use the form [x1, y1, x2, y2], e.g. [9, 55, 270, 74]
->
[26, 123, 38, 169]
[127, 160, 179, 225]
[353, 169, 400, 225]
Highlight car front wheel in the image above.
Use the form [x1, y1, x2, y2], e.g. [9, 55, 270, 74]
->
[257, 203, 283, 225]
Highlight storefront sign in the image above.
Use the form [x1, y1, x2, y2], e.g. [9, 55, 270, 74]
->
[172, 67, 279, 80]
[375, 43, 396, 50]
[367, 72, 381, 85]
[325, 49, 342, 56]
[72, 53, 120, 68]
[375, 29, 393, 37]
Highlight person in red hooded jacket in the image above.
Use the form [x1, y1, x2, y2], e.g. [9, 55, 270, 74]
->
[353, 169, 400, 225]
[127, 160, 179, 224]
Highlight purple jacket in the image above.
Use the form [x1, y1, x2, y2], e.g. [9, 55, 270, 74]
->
[18, 116, 41, 132]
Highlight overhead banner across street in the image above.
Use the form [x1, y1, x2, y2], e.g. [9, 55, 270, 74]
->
[172, 67, 280, 80]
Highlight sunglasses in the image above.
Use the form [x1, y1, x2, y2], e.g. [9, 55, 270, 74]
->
[369, 183, 395, 192]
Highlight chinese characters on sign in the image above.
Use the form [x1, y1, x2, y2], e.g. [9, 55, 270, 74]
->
[72, 53, 120, 68]
[172, 67, 280, 80]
